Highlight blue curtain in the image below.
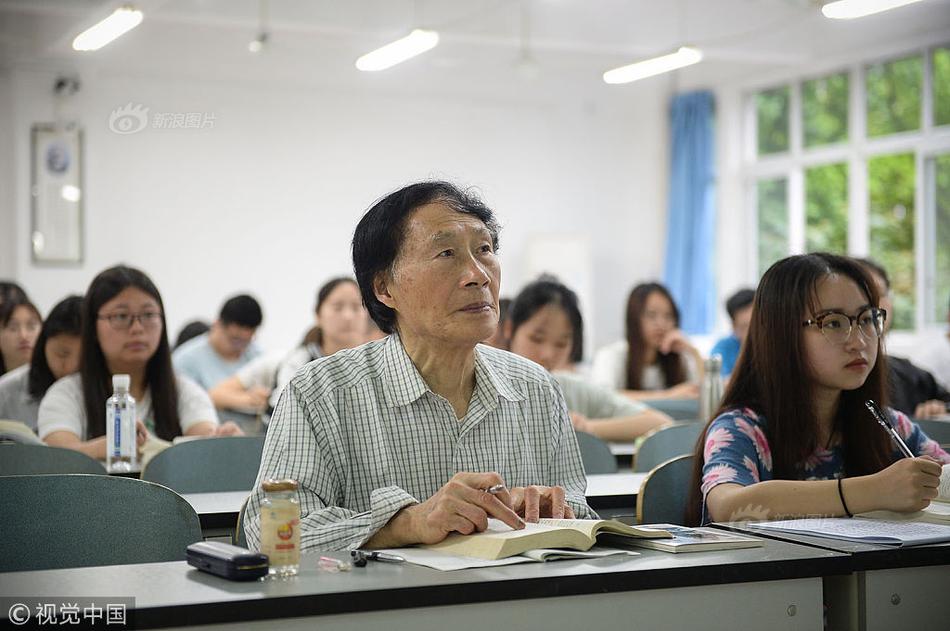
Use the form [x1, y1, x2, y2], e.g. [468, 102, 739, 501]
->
[663, 90, 716, 334]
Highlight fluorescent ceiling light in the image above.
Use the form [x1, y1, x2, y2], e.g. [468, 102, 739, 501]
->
[61, 185, 82, 202]
[355, 29, 439, 72]
[603, 46, 703, 85]
[72, 6, 143, 51]
[821, 0, 923, 19]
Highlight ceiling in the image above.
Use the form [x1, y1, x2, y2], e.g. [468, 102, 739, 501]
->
[1, 0, 949, 96]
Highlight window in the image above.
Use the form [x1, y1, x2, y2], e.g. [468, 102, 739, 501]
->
[803, 73, 849, 147]
[805, 163, 848, 254]
[749, 45, 950, 330]
[868, 153, 915, 330]
[757, 178, 788, 277]
[757, 87, 790, 155]
[866, 55, 922, 137]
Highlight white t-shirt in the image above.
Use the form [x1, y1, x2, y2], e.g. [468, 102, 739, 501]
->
[914, 331, 950, 391]
[235, 344, 323, 409]
[0, 365, 40, 432]
[590, 339, 698, 391]
[37, 373, 218, 440]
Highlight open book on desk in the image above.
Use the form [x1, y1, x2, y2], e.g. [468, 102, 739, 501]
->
[382, 545, 639, 572]
[422, 518, 671, 561]
[748, 517, 950, 547]
[857, 464, 950, 525]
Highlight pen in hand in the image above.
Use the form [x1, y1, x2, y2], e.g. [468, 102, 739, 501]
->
[865, 399, 915, 458]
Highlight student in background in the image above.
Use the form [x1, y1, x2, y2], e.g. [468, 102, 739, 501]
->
[689, 253, 949, 525]
[709, 288, 755, 377]
[0, 281, 28, 309]
[482, 297, 511, 350]
[0, 296, 82, 431]
[173, 294, 263, 391]
[858, 259, 950, 419]
[210, 278, 367, 412]
[174, 320, 210, 350]
[507, 278, 672, 442]
[591, 282, 702, 400]
[38, 266, 241, 459]
[0, 296, 42, 377]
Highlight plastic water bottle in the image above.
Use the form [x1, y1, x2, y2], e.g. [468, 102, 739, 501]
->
[106, 374, 137, 472]
[700, 355, 724, 422]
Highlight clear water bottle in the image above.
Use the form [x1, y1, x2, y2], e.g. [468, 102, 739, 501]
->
[106, 374, 137, 473]
[700, 355, 724, 422]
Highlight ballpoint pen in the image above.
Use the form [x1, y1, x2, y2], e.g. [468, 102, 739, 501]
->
[865, 399, 915, 458]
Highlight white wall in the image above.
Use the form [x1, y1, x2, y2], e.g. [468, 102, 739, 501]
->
[0, 68, 16, 277]
[6, 64, 671, 356]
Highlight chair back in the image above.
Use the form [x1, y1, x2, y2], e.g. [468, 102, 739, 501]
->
[914, 419, 950, 447]
[0, 444, 106, 475]
[644, 398, 700, 421]
[634, 422, 704, 473]
[0, 474, 202, 571]
[574, 430, 618, 474]
[637, 454, 695, 525]
[233, 496, 250, 548]
[141, 436, 265, 493]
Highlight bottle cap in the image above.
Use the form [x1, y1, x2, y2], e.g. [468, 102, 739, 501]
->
[112, 374, 131, 390]
[261, 479, 299, 492]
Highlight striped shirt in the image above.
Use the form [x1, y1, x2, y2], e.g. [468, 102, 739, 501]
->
[245, 333, 594, 551]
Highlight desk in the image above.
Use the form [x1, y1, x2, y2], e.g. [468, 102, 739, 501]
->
[715, 522, 950, 631]
[184, 474, 650, 539]
[0, 537, 845, 630]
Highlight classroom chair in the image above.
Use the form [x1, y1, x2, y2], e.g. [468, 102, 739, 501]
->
[634, 422, 705, 473]
[914, 418, 950, 447]
[0, 474, 202, 571]
[233, 496, 250, 548]
[574, 430, 619, 474]
[644, 398, 700, 421]
[141, 436, 265, 493]
[0, 443, 106, 475]
[637, 454, 695, 525]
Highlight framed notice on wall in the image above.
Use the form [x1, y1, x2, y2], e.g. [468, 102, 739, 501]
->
[31, 123, 84, 264]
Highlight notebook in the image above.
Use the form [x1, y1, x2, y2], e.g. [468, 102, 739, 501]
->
[748, 517, 950, 546]
[616, 524, 765, 553]
[857, 463, 950, 525]
[422, 518, 672, 560]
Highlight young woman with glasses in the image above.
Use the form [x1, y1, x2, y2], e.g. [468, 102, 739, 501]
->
[38, 265, 241, 459]
[688, 253, 949, 525]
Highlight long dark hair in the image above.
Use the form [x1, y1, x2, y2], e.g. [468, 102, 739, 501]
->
[27, 295, 83, 399]
[624, 283, 685, 390]
[509, 277, 584, 364]
[0, 297, 42, 376]
[686, 253, 893, 524]
[307, 277, 359, 348]
[81, 266, 182, 441]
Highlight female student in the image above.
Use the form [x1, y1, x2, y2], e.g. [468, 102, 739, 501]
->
[0, 296, 42, 377]
[591, 283, 702, 400]
[38, 266, 240, 459]
[210, 277, 367, 411]
[690, 253, 949, 525]
[0, 295, 82, 432]
[506, 278, 672, 441]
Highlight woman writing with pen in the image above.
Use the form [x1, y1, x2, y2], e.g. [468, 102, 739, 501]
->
[688, 253, 949, 525]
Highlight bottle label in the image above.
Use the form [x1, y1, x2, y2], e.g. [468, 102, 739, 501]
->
[261, 501, 301, 567]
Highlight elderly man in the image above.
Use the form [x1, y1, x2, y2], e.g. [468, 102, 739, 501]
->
[246, 181, 593, 551]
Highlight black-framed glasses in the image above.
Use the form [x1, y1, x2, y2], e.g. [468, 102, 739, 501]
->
[802, 307, 886, 345]
[98, 311, 163, 331]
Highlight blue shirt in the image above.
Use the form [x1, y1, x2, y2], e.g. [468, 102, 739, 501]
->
[709, 335, 741, 376]
[172, 333, 260, 391]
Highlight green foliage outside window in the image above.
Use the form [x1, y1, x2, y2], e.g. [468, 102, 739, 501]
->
[803, 73, 849, 147]
[935, 154, 950, 322]
[806, 163, 848, 254]
[757, 178, 788, 277]
[869, 153, 916, 330]
[757, 87, 790, 155]
[866, 56, 922, 137]
[934, 47, 950, 127]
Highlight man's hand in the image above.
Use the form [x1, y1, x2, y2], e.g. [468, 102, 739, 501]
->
[509, 485, 576, 522]
[370, 472, 525, 547]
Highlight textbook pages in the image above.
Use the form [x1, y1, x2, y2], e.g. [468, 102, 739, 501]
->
[382, 546, 639, 572]
[748, 517, 950, 546]
[857, 463, 950, 525]
[422, 518, 671, 561]
[620, 524, 764, 553]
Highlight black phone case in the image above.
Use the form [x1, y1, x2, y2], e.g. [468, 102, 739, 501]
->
[186, 541, 269, 581]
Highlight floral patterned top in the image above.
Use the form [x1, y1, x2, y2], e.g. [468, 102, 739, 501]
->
[699, 406, 950, 523]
